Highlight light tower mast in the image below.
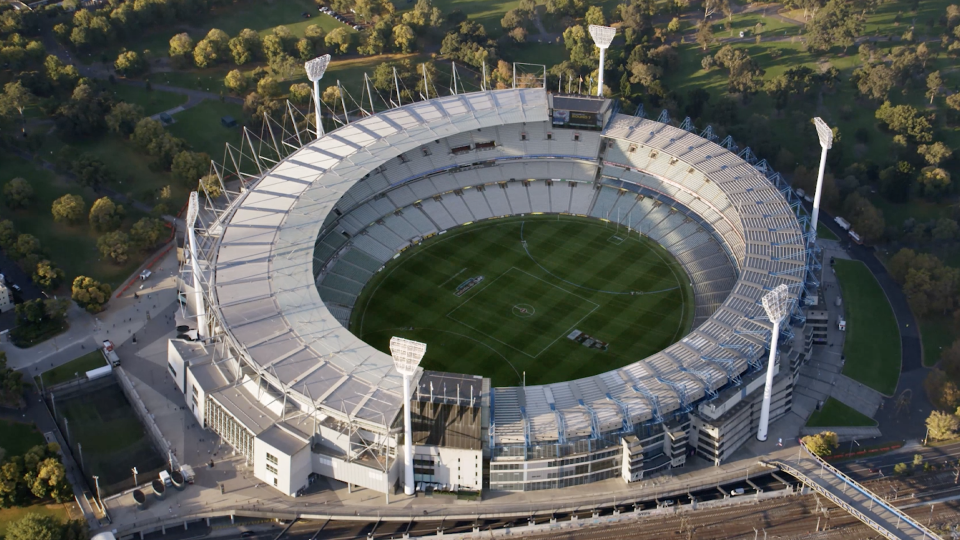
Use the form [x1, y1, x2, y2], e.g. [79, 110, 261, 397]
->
[757, 284, 791, 441]
[588, 25, 616, 98]
[305, 55, 331, 140]
[390, 336, 426, 496]
[810, 117, 833, 245]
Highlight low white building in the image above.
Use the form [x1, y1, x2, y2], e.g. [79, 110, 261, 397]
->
[0, 282, 13, 313]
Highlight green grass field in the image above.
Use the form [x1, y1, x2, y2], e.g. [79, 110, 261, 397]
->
[351, 215, 694, 387]
[56, 385, 165, 496]
[168, 100, 245, 160]
[0, 420, 46, 457]
[106, 84, 188, 116]
[835, 259, 901, 395]
[919, 314, 955, 368]
[806, 397, 876, 428]
[38, 351, 107, 388]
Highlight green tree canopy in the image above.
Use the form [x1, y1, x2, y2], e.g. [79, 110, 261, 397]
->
[71, 275, 111, 313]
[3, 178, 34, 209]
[88, 196, 124, 232]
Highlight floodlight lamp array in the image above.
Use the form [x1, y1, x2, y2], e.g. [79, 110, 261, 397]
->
[588, 25, 616, 48]
[813, 117, 833, 150]
[305, 54, 331, 82]
[761, 284, 791, 324]
[390, 336, 426, 375]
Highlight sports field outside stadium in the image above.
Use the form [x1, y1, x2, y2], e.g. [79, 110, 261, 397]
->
[350, 215, 695, 387]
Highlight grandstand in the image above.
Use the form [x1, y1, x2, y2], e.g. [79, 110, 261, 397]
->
[173, 88, 810, 497]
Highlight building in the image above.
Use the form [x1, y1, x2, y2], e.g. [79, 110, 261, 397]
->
[0, 282, 13, 313]
[169, 87, 814, 498]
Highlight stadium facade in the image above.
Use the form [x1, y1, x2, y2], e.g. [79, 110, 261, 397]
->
[168, 87, 817, 498]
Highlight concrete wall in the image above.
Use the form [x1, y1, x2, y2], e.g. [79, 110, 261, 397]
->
[252, 437, 311, 496]
[416, 445, 483, 491]
[166, 342, 187, 393]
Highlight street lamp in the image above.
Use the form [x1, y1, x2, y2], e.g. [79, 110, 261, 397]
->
[305, 54, 331, 140]
[587, 25, 616, 97]
[132, 467, 139, 487]
[757, 284, 791, 441]
[810, 117, 833, 245]
[92, 475, 103, 513]
[390, 336, 426, 496]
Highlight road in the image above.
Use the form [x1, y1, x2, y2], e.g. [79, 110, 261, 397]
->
[837, 441, 960, 481]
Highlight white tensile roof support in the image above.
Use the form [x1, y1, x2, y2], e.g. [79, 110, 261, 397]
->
[186, 191, 206, 338]
[588, 25, 616, 97]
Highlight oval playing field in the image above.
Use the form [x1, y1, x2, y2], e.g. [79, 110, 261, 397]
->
[351, 216, 695, 387]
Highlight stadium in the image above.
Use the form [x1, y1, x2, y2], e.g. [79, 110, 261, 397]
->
[165, 69, 817, 498]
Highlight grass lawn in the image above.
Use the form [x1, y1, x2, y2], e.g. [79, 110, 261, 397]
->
[0, 420, 46, 457]
[501, 41, 567, 67]
[56, 385, 165, 496]
[835, 259, 901, 395]
[806, 397, 877, 428]
[919, 314, 955, 368]
[866, 195, 954, 230]
[1, 151, 147, 290]
[817, 222, 839, 241]
[392, 0, 520, 37]
[38, 351, 107, 388]
[106, 84, 188, 116]
[351, 215, 694, 387]
[167, 100, 245, 160]
[0, 503, 68, 538]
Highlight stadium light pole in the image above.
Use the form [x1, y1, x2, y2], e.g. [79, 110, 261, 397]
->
[757, 284, 790, 442]
[390, 336, 426, 496]
[588, 25, 615, 97]
[186, 192, 206, 339]
[810, 117, 833, 245]
[305, 54, 331, 140]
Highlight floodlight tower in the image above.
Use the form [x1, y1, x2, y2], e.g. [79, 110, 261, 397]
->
[305, 54, 331, 140]
[186, 192, 206, 338]
[390, 336, 426, 496]
[588, 25, 616, 97]
[810, 117, 833, 245]
[757, 284, 791, 442]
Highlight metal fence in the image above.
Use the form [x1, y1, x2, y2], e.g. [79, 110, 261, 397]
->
[114, 367, 180, 472]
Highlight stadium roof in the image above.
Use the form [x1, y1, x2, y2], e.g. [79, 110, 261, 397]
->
[212, 89, 548, 432]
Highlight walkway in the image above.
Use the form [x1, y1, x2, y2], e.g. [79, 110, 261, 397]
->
[768, 447, 939, 540]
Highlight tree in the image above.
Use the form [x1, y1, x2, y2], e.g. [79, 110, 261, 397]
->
[171, 151, 210, 186]
[926, 369, 960, 411]
[114, 50, 147, 77]
[130, 217, 166, 249]
[585, 5, 605, 26]
[393, 24, 416, 53]
[852, 63, 894, 101]
[71, 154, 113, 189]
[288, 82, 312, 104]
[55, 84, 109, 138]
[88, 196, 124, 232]
[33, 261, 64, 292]
[695, 20, 715, 50]
[875, 102, 933, 144]
[926, 71, 942, 104]
[168, 32, 194, 66]
[948, 93, 960, 113]
[667, 17, 681, 33]
[228, 28, 261, 65]
[0, 220, 16, 253]
[894, 462, 910, 475]
[193, 39, 220, 68]
[563, 25, 597, 68]
[200, 173, 223, 199]
[801, 431, 838, 457]
[105, 102, 144, 136]
[926, 410, 960, 441]
[296, 38, 315, 61]
[256, 76, 281, 98]
[97, 230, 130, 264]
[131, 117, 165, 149]
[918, 142, 952, 166]
[14, 234, 41, 263]
[71, 275, 111, 313]
[51, 194, 86, 224]
[3, 178, 33, 209]
[917, 166, 951, 198]
[305, 24, 326, 45]
[843, 192, 885, 243]
[325, 27, 352, 55]
[224, 69, 248, 94]
[0, 81, 33, 126]
[805, 0, 862, 52]
[4, 513, 61, 540]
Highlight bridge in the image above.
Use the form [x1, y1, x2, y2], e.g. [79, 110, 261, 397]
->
[764, 446, 941, 539]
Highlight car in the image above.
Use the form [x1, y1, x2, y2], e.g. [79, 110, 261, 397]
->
[730, 487, 745, 496]
[353, 25, 361, 30]
[302, 11, 311, 18]
[240, 532, 256, 538]
[11, 284, 21, 292]
[869, 467, 880, 473]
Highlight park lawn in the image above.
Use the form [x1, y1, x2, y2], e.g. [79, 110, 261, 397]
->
[0, 420, 46, 457]
[806, 397, 876, 428]
[861, 0, 955, 36]
[105, 84, 188, 117]
[501, 41, 567, 68]
[835, 259, 901, 395]
[866, 194, 953, 229]
[38, 351, 107, 388]
[392, 0, 520, 37]
[919, 314, 954, 368]
[817, 222, 839, 241]
[0, 152, 147, 290]
[168, 100, 245, 161]
[0, 503, 68, 538]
